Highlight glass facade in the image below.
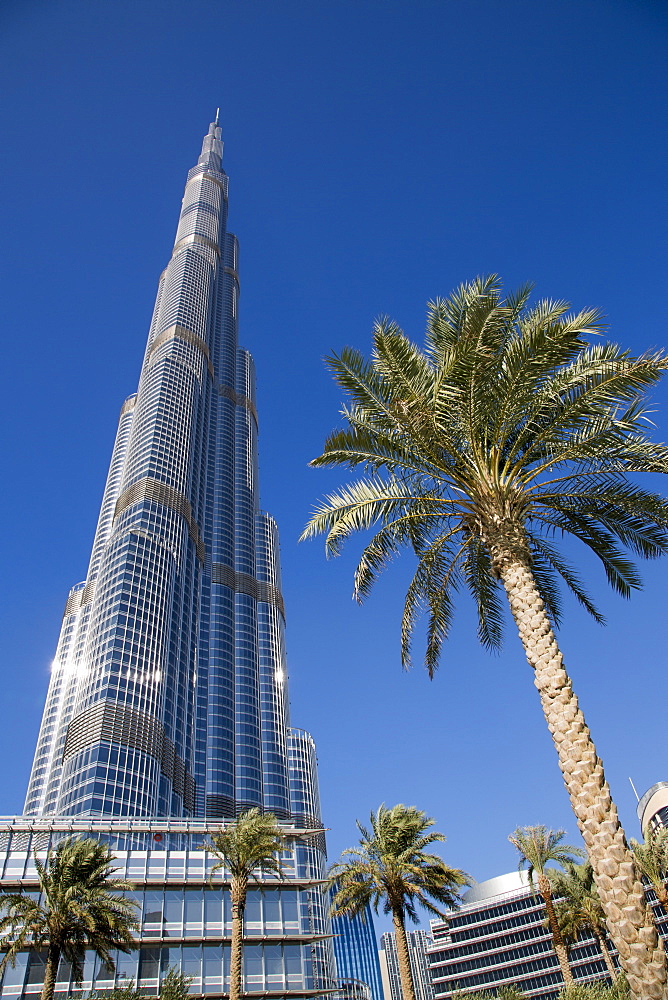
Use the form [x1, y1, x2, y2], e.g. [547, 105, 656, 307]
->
[331, 897, 383, 1000]
[4, 119, 338, 999]
[23, 119, 304, 824]
[0, 818, 334, 999]
[287, 731, 321, 831]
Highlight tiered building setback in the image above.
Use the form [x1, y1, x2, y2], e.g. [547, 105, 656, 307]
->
[25, 118, 296, 822]
[0, 117, 337, 1000]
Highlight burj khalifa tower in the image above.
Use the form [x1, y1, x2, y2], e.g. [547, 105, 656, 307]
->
[23, 116, 319, 828]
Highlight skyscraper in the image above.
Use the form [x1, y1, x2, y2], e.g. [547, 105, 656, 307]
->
[379, 929, 433, 1000]
[0, 118, 336, 1000]
[330, 895, 383, 1000]
[24, 116, 300, 823]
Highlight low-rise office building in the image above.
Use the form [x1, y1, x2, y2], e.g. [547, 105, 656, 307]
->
[427, 872, 617, 999]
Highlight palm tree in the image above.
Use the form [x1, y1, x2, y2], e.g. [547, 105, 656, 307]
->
[509, 826, 583, 985]
[330, 804, 469, 1000]
[301, 276, 668, 999]
[549, 860, 618, 979]
[0, 836, 138, 1000]
[200, 808, 286, 1000]
[160, 965, 195, 1000]
[629, 826, 668, 909]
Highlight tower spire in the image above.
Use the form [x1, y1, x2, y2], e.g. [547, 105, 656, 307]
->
[198, 114, 223, 171]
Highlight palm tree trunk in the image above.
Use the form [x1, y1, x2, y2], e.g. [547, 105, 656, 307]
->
[40, 944, 61, 1000]
[229, 876, 247, 1000]
[496, 551, 668, 1000]
[537, 873, 572, 985]
[594, 926, 618, 979]
[391, 907, 417, 1000]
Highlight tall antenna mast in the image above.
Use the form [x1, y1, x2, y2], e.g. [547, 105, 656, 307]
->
[629, 776, 640, 802]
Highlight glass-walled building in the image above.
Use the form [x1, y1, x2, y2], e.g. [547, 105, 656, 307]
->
[330, 896, 383, 1000]
[379, 929, 433, 1000]
[24, 117, 297, 823]
[0, 117, 336, 999]
[0, 818, 332, 999]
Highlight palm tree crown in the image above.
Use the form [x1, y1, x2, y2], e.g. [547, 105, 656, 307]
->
[629, 826, 668, 908]
[510, 826, 584, 891]
[201, 808, 286, 885]
[330, 804, 469, 1000]
[302, 277, 668, 999]
[331, 803, 469, 921]
[0, 836, 138, 1000]
[302, 275, 668, 672]
[548, 861, 618, 978]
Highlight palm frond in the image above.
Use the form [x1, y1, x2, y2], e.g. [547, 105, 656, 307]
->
[330, 805, 469, 928]
[528, 535, 605, 625]
[462, 535, 505, 649]
[304, 276, 668, 675]
[425, 276, 503, 363]
[540, 511, 643, 597]
[301, 476, 446, 555]
[401, 533, 464, 670]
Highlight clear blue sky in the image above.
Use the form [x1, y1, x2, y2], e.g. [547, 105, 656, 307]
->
[0, 0, 667, 936]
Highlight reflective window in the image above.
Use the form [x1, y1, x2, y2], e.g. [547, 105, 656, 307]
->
[139, 948, 160, 980]
[204, 888, 223, 929]
[181, 945, 201, 979]
[184, 889, 203, 925]
[202, 945, 223, 982]
[164, 890, 183, 924]
[25, 954, 45, 986]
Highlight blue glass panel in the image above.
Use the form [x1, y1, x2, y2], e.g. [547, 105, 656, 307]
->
[184, 889, 203, 923]
[202, 945, 222, 980]
[139, 948, 161, 980]
[181, 946, 202, 978]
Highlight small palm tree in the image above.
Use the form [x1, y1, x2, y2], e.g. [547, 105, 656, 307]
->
[559, 978, 632, 1000]
[509, 827, 583, 986]
[549, 861, 617, 979]
[330, 804, 469, 1000]
[160, 966, 195, 1000]
[629, 826, 668, 910]
[87, 981, 142, 1000]
[302, 277, 668, 999]
[86, 966, 192, 1000]
[200, 809, 285, 1000]
[0, 836, 138, 1000]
